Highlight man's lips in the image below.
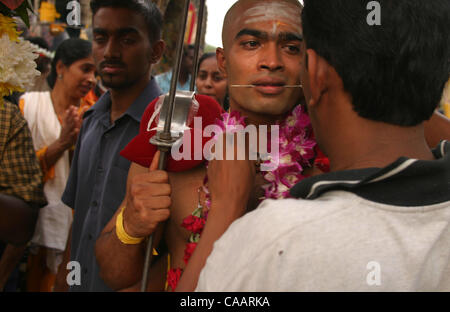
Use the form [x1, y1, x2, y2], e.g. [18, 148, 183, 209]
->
[252, 78, 286, 95]
[101, 63, 125, 74]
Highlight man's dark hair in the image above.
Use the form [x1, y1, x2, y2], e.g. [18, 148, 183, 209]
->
[90, 0, 163, 44]
[302, 0, 450, 126]
[47, 38, 92, 89]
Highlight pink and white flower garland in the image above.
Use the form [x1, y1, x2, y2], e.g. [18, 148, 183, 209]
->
[167, 105, 317, 290]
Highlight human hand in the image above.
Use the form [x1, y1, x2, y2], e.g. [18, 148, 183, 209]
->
[123, 151, 171, 238]
[58, 106, 81, 149]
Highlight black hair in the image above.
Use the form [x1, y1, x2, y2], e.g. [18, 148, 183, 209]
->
[90, 0, 163, 44]
[197, 52, 216, 70]
[47, 38, 92, 89]
[302, 0, 450, 126]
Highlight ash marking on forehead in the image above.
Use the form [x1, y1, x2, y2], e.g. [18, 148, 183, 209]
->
[222, 0, 302, 48]
[242, 2, 301, 28]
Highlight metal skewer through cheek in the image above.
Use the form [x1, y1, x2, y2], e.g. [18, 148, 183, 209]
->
[230, 85, 303, 88]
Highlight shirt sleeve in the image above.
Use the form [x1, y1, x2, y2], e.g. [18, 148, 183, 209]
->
[0, 102, 47, 207]
[61, 117, 85, 209]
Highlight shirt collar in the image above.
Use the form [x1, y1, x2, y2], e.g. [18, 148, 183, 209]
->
[85, 77, 162, 123]
[290, 141, 450, 206]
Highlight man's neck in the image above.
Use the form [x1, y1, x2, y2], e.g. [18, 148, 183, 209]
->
[325, 120, 435, 172]
[229, 102, 288, 127]
[109, 76, 150, 123]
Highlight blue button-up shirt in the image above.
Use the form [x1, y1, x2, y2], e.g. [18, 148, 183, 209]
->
[62, 79, 161, 291]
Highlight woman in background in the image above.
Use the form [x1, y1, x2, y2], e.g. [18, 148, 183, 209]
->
[19, 38, 96, 291]
[195, 52, 228, 109]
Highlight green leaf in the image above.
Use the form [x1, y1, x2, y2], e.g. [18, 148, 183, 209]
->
[14, 0, 30, 27]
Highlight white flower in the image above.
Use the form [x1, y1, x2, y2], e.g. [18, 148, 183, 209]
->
[0, 34, 40, 91]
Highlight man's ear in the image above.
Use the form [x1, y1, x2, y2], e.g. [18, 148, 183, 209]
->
[56, 60, 65, 76]
[216, 47, 227, 78]
[150, 40, 165, 64]
[305, 49, 328, 108]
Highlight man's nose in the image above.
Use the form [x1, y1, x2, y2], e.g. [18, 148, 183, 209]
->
[258, 43, 284, 71]
[104, 38, 121, 59]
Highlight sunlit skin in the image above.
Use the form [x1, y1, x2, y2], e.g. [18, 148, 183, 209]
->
[218, 0, 304, 125]
[196, 56, 227, 106]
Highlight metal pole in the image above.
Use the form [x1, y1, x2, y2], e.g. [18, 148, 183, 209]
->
[190, 0, 206, 91]
[161, 0, 191, 141]
[140, 0, 191, 292]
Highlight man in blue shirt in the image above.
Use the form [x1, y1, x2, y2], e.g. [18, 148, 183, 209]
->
[155, 44, 194, 94]
[56, 0, 164, 291]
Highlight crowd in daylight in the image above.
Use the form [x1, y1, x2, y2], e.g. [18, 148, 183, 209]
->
[0, 0, 449, 293]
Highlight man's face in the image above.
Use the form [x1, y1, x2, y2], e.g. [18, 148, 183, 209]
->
[182, 47, 195, 74]
[92, 7, 153, 89]
[221, 1, 304, 116]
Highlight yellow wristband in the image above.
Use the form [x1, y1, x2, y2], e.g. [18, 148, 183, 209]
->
[115, 206, 145, 245]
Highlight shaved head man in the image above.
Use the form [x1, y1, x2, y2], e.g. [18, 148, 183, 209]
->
[217, 0, 304, 121]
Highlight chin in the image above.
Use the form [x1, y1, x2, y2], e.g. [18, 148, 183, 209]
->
[101, 78, 132, 90]
[252, 103, 294, 116]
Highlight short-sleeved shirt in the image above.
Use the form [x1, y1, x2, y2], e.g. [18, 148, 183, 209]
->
[155, 71, 192, 94]
[0, 100, 46, 207]
[196, 141, 450, 291]
[61, 79, 161, 292]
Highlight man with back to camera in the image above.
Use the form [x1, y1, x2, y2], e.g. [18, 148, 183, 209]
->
[193, 0, 450, 291]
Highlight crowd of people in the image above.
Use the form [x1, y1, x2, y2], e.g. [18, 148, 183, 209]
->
[0, 0, 449, 292]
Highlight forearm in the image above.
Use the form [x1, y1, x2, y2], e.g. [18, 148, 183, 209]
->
[95, 225, 147, 290]
[118, 251, 168, 292]
[0, 194, 37, 245]
[176, 199, 246, 292]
